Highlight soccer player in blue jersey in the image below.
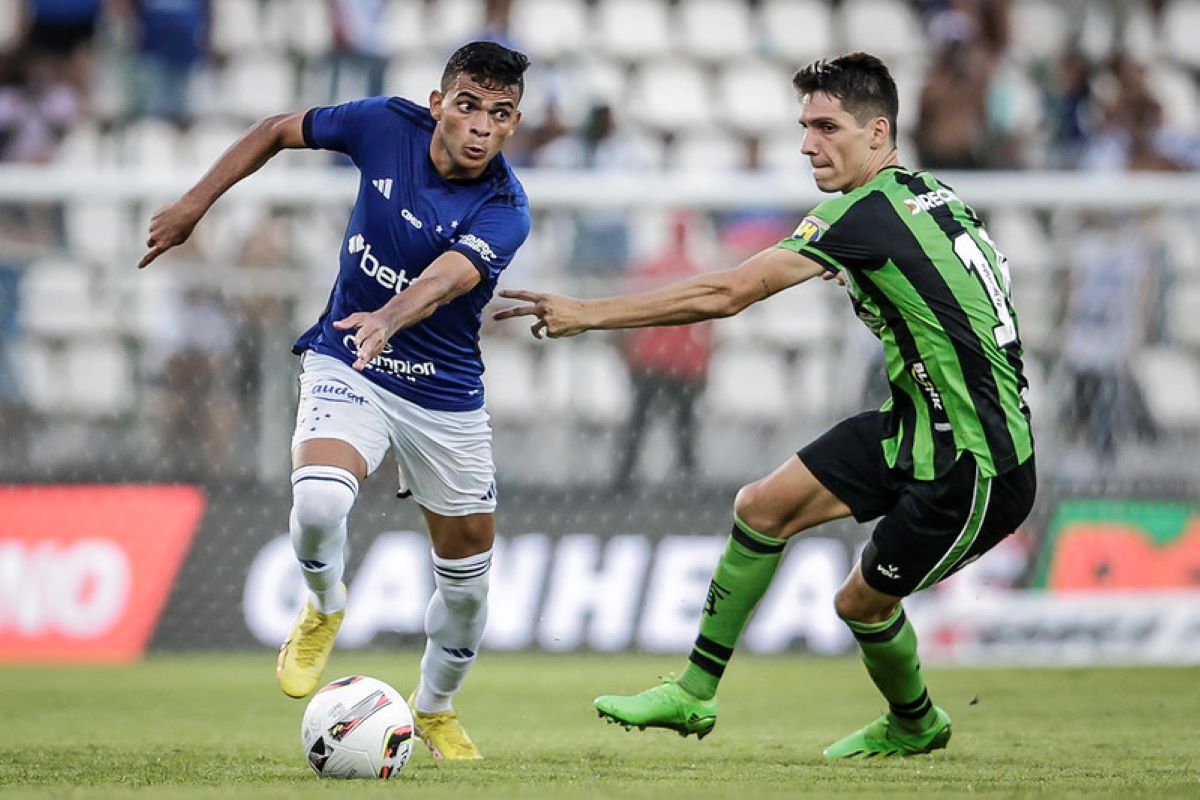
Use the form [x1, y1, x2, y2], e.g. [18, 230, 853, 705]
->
[139, 42, 532, 760]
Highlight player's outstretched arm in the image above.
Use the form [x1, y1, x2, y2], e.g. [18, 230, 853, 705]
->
[493, 246, 826, 339]
[138, 111, 308, 269]
[333, 251, 482, 371]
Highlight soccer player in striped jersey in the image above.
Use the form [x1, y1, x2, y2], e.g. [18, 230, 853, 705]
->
[496, 52, 1036, 759]
[140, 42, 532, 760]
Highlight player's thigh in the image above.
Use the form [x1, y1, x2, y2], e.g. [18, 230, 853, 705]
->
[291, 353, 391, 480]
[742, 411, 899, 539]
[735, 455, 853, 539]
[386, 399, 497, 523]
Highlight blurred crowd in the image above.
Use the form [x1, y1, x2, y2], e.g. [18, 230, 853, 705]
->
[0, 0, 1198, 486]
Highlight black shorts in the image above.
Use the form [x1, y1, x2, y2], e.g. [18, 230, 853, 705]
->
[798, 411, 1037, 597]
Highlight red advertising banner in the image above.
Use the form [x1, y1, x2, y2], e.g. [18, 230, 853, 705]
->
[0, 485, 205, 663]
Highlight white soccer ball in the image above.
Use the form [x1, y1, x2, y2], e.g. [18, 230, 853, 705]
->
[300, 675, 415, 779]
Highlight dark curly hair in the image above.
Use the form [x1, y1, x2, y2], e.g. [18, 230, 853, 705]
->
[793, 52, 898, 143]
[441, 41, 531, 97]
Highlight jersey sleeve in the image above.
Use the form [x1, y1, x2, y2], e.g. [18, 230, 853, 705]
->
[301, 96, 392, 165]
[449, 199, 532, 284]
[775, 197, 878, 274]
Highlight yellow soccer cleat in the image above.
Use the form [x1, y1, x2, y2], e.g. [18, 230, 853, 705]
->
[276, 595, 345, 699]
[408, 692, 483, 760]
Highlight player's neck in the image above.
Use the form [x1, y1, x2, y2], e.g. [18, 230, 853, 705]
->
[843, 147, 900, 193]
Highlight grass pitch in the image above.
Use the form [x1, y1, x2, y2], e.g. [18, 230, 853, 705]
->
[1, 652, 1197, 798]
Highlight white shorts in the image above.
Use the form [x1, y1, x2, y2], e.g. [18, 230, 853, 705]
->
[292, 352, 496, 516]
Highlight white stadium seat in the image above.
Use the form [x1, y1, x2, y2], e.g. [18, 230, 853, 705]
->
[64, 201, 133, 265]
[627, 60, 712, 131]
[224, 55, 295, 120]
[0, 0, 19, 50]
[61, 338, 134, 416]
[1132, 346, 1200, 429]
[704, 346, 789, 422]
[282, 0, 334, 58]
[20, 259, 117, 339]
[595, 0, 673, 61]
[670, 130, 745, 172]
[510, 0, 589, 62]
[385, 55, 445, 105]
[1147, 63, 1200, 131]
[120, 118, 180, 169]
[426, 0, 487, 52]
[210, 0, 263, 55]
[1167, 283, 1200, 348]
[677, 0, 754, 62]
[1010, 0, 1070, 64]
[480, 338, 539, 423]
[839, 0, 924, 63]
[986, 209, 1051, 276]
[1163, 0, 1200, 69]
[564, 341, 632, 425]
[380, 0, 427, 56]
[759, 0, 835, 63]
[716, 60, 802, 136]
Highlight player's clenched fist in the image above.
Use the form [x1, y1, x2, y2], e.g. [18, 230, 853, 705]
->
[493, 289, 589, 339]
[138, 198, 205, 269]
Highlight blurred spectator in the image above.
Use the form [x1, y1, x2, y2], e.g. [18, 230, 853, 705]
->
[478, 0, 517, 50]
[21, 0, 103, 90]
[1080, 55, 1199, 172]
[1041, 47, 1094, 168]
[1059, 213, 1163, 463]
[327, 0, 386, 101]
[612, 214, 711, 491]
[535, 103, 657, 274]
[157, 285, 238, 479]
[0, 46, 83, 162]
[915, 37, 989, 169]
[117, 0, 209, 123]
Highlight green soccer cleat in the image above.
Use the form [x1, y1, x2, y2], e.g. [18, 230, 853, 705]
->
[594, 677, 718, 740]
[822, 706, 952, 759]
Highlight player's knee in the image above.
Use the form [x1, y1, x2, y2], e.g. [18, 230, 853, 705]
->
[834, 581, 900, 624]
[290, 467, 358, 535]
[733, 480, 788, 539]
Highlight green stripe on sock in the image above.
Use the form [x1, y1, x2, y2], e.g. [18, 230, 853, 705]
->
[733, 514, 787, 551]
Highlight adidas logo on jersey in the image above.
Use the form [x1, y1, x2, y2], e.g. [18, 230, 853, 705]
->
[372, 178, 393, 199]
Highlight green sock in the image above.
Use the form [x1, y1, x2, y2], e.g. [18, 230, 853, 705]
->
[676, 515, 786, 701]
[844, 606, 938, 732]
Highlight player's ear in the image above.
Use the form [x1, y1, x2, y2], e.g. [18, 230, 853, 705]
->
[429, 90, 444, 121]
[870, 116, 890, 149]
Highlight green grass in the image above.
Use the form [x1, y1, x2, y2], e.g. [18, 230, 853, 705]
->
[1, 652, 1198, 798]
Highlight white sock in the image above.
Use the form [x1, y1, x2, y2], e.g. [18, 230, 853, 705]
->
[416, 549, 492, 713]
[289, 465, 358, 614]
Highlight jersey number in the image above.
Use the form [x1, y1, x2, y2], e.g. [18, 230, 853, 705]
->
[953, 231, 1017, 348]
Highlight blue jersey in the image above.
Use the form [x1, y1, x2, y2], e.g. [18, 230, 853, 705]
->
[294, 96, 531, 412]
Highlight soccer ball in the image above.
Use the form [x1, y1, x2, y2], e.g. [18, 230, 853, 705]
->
[300, 675, 415, 779]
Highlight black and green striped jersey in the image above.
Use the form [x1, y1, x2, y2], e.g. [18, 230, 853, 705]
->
[776, 166, 1033, 480]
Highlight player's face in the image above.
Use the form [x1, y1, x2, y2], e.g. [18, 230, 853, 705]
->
[429, 74, 522, 179]
[798, 91, 882, 193]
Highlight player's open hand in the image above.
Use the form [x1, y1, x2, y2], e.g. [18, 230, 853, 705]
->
[138, 198, 205, 269]
[493, 289, 589, 339]
[333, 311, 394, 370]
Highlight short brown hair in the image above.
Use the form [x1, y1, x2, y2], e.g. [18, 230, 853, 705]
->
[793, 52, 899, 142]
